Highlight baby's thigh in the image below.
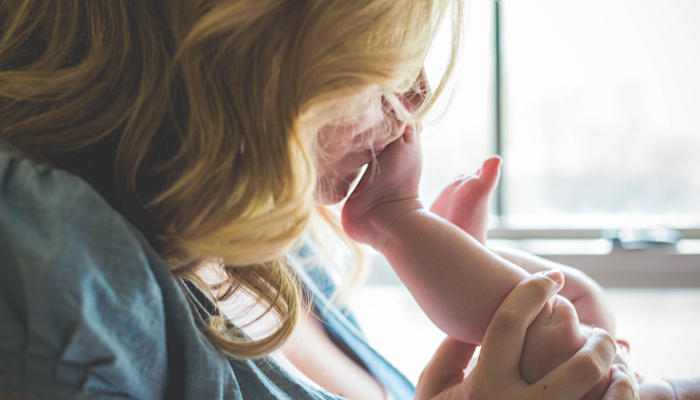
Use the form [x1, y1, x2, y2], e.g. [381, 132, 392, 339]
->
[638, 378, 677, 400]
[667, 377, 700, 400]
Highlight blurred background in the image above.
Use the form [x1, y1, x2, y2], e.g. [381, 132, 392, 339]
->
[352, 0, 700, 385]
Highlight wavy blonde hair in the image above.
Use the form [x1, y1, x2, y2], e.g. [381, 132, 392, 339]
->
[0, 0, 462, 359]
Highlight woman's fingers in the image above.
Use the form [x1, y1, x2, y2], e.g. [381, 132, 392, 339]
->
[415, 337, 477, 399]
[528, 328, 618, 400]
[478, 270, 565, 375]
[602, 365, 638, 400]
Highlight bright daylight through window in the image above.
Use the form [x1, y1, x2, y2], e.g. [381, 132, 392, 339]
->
[501, 0, 700, 229]
[415, 0, 700, 285]
[423, 0, 700, 229]
[358, 0, 700, 384]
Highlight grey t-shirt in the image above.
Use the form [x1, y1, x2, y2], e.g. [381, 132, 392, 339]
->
[0, 143, 351, 400]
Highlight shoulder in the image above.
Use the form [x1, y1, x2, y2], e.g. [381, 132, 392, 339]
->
[0, 144, 164, 323]
[0, 144, 139, 257]
[0, 145, 353, 399]
[0, 144, 168, 399]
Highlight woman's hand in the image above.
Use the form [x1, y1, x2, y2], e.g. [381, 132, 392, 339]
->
[604, 365, 639, 400]
[415, 271, 631, 400]
[492, 246, 617, 337]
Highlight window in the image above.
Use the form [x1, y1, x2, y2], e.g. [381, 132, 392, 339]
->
[421, 0, 494, 208]
[412, 0, 700, 286]
[358, 1, 700, 381]
[501, 0, 700, 229]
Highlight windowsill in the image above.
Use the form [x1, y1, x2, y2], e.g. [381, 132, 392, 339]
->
[489, 238, 700, 255]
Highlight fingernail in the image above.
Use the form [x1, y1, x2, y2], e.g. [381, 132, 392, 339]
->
[543, 269, 564, 287]
[616, 339, 631, 353]
[591, 327, 615, 344]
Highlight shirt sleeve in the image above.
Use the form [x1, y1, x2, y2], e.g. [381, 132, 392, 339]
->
[0, 151, 168, 400]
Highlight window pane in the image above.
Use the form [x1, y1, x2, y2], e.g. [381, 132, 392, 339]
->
[502, 0, 700, 228]
[419, 0, 495, 206]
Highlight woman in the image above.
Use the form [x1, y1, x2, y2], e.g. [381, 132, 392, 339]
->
[0, 0, 633, 399]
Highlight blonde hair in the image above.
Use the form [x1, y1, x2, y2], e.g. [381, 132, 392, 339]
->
[0, 0, 463, 359]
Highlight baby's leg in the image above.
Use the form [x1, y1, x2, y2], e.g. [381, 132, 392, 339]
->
[517, 295, 611, 400]
[430, 156, 501, 244]
[521, 309, 700, 400]
[638, 377, 700, 400]
[667, 377, 700, 399]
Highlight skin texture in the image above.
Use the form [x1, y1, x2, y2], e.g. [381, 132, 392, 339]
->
[314, 69, 429, 205]
[314, 92, 407, 205]
[339, 127, 634, 399]
[342, 128, 615, 344]
[280, 310, 387, 400]
[519, 297, 610, 400]
[429, 156, 611, 400]
[430, 157, 616, 336]
[428, 156, 700, 400]
[430, 156, 502, 244]
[311, 77, 699, 399]
[665, 377, 700, 399]
[414, 272, 624, 400]
[344, 129, 530, 343]
[311, 72, 633, 398]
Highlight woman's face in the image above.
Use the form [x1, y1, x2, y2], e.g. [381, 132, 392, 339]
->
[313, 71, 428, 205]
[313, 93, 407, 205]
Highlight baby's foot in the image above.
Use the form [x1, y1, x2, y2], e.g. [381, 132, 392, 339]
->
[430, 157, 501, 244]
[342, 125, 423, 250]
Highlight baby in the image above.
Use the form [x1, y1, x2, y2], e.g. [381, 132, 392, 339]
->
[341, 128, 700, 400]
[430, 155, 700, 400]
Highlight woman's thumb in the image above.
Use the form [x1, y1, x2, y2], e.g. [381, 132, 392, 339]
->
[415, 337, 477, 400]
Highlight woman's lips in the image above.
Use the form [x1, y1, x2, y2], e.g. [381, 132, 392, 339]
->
[367, 121, 407, 158]
[363, 145, 387, 160]
[373, 145, 387, 157]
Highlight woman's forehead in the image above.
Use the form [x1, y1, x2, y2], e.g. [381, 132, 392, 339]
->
[318, 93, 384, 134]
[316, 104, 384, 147]
[326, 88, 383, 119]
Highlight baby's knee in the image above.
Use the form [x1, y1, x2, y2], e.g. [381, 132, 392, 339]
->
[665, 377, 700, 400]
